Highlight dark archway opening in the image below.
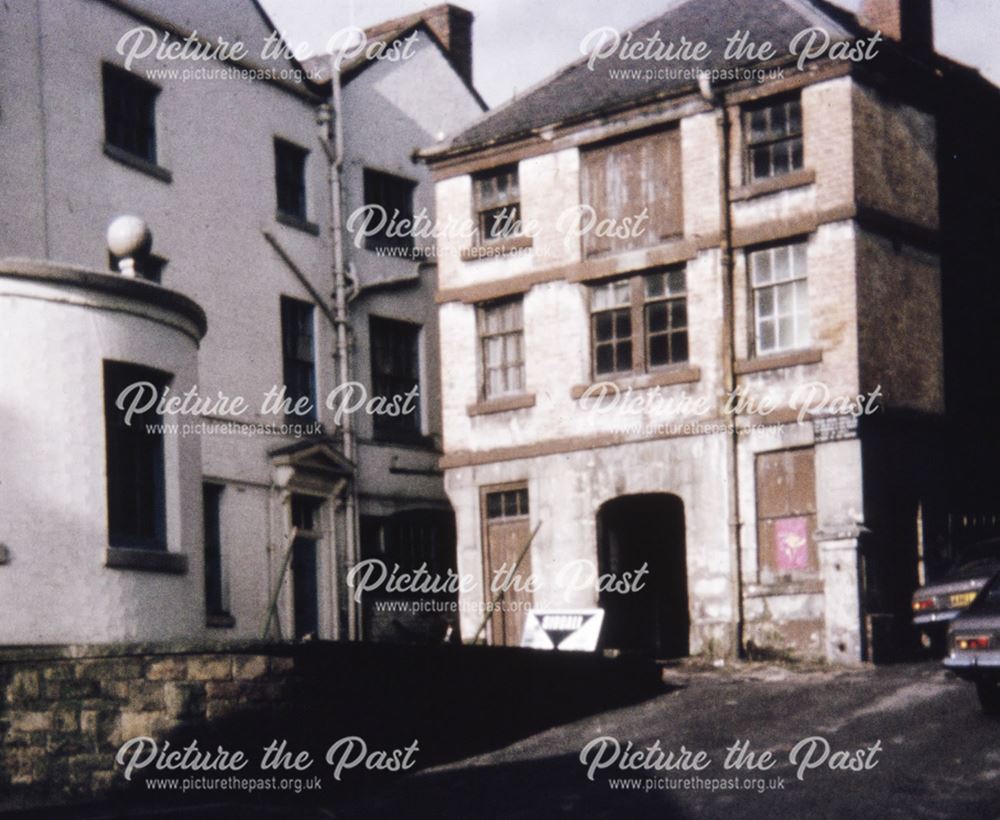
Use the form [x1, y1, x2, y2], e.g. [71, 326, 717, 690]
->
[597, 493, 688, 659]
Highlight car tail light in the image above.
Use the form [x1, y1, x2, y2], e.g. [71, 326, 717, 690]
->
[955, 635, 992, 651]
[913, 598, 935, 612]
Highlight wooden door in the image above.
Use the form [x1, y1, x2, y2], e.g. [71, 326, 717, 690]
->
[482, 485, 532, 646]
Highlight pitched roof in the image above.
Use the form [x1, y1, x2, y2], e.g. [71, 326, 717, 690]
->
[429, 0, 861, 156]
[301, 3, 485, 109]
[301, 13, 432, 83]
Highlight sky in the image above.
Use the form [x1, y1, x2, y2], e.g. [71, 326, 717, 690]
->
[261, 0, 1000, 107]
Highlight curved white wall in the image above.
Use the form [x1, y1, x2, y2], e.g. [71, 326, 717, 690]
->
[0, 261, 206, 643]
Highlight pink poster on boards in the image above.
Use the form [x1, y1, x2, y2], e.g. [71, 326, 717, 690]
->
[775, 517, 810, 571]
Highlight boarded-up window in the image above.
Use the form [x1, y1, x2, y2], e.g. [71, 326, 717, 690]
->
[580, 128, 682, 258]
[756, 448, 817, 582]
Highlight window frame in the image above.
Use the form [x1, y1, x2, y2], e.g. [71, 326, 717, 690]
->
[749, 241, 810, 357]
[102, 62, 160, 165]
[590, 266, 689, 379]
[203, 482, 229, 620]
[484, 486, 530, 521]
[743, 95, 804, 183]
[362, 168, 417, 254]
[473, 164, 522, 244]
[477, 297, 526, 400]
[103, 360, 171, 551]
[280, 296, 318, 422]
[369, 315, 423, 442]
[274, 137, 310, 222]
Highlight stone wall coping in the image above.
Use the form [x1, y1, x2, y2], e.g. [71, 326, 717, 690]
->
[0, 257, 207, 340]
[0, 641, 297, 663]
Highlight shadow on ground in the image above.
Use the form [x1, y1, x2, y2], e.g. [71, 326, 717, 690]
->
[11, 642, 666, 817]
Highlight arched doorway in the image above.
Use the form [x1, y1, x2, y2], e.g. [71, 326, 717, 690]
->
[597, 494, 688, 658]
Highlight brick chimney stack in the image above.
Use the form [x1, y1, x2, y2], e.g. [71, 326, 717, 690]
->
[421, 5, 474, 85]
[858, 0, 934, 52]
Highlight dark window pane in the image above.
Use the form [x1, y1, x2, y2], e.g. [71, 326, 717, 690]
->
[363, 168, 416, 252]
[596, 344, 615, 374]
[281, 297, 316, 421]
[752, 147, 771, 180]
[791, 138, 804, 171]
[670, 301, 688, 329]
[672, 331, 689, 362]
[595, 313, 613, 342]
[487, 493, 503, 519]
[614, 310, 631, 338]
[203, 484, 225, 616]
[788, 100, 802, 134]
[475, 165, 521, 241]
[104, 361, 170, 549]
[516, 489, 529, 515]
[102, 64, 158, 163]
[615, 341, 633, 372]
[746, 97, 803, 180]
[771, 103, 787, 135]
[648, 303, 667, 333]
[667, 268, 686, 294]
[482, 205, 521, 240]
[645, 273, 664, 298]
[649, 335, 669, 366]
[486, 489, 528, 520]
[292, 533, 318, 639]
[773, 144, 790, 175]
[275, 138, 308, 220]
[370, 316, 421, 441]
[503, 491, 518, 517]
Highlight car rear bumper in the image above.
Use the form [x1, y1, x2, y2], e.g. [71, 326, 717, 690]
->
[914, 611, 959, 626]
[944, 651, 1000, 680]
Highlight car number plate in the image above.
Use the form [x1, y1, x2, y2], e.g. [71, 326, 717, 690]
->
[950, 591, 978, 608]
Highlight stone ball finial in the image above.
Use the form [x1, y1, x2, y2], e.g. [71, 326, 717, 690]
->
[107, 215, 152, 277]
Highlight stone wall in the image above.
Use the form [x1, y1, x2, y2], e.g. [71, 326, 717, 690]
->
[0, 641, 661, 812]
[0, 644, 295, 806]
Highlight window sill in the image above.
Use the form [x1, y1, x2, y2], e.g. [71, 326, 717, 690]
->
[734, 348, 823, 375]
[745, 578, 823, 598]
[207, 613, 236, 629]
[731, 168, 816, 202]
[103, 143, 172, 183]
[461, 235, 533, 261]
[105, 547, 188, 574]
[570, 366, 701, 399]
[276, 211, 321, 236]
[467, 393, 537, 416]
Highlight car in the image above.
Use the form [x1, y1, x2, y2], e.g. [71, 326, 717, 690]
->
[944, 570, 1000, 714]
[912, 537, 1000, 650]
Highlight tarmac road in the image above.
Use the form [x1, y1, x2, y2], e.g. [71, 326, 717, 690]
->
[337, 660, 1000, 819]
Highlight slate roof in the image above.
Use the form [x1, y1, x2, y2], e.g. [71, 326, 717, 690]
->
[430, 0, 865, 155]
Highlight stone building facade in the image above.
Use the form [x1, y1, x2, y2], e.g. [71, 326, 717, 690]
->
[423, 0, 999, 662]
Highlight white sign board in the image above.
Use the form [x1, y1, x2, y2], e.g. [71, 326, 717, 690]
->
[520, 609, 605, 651]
